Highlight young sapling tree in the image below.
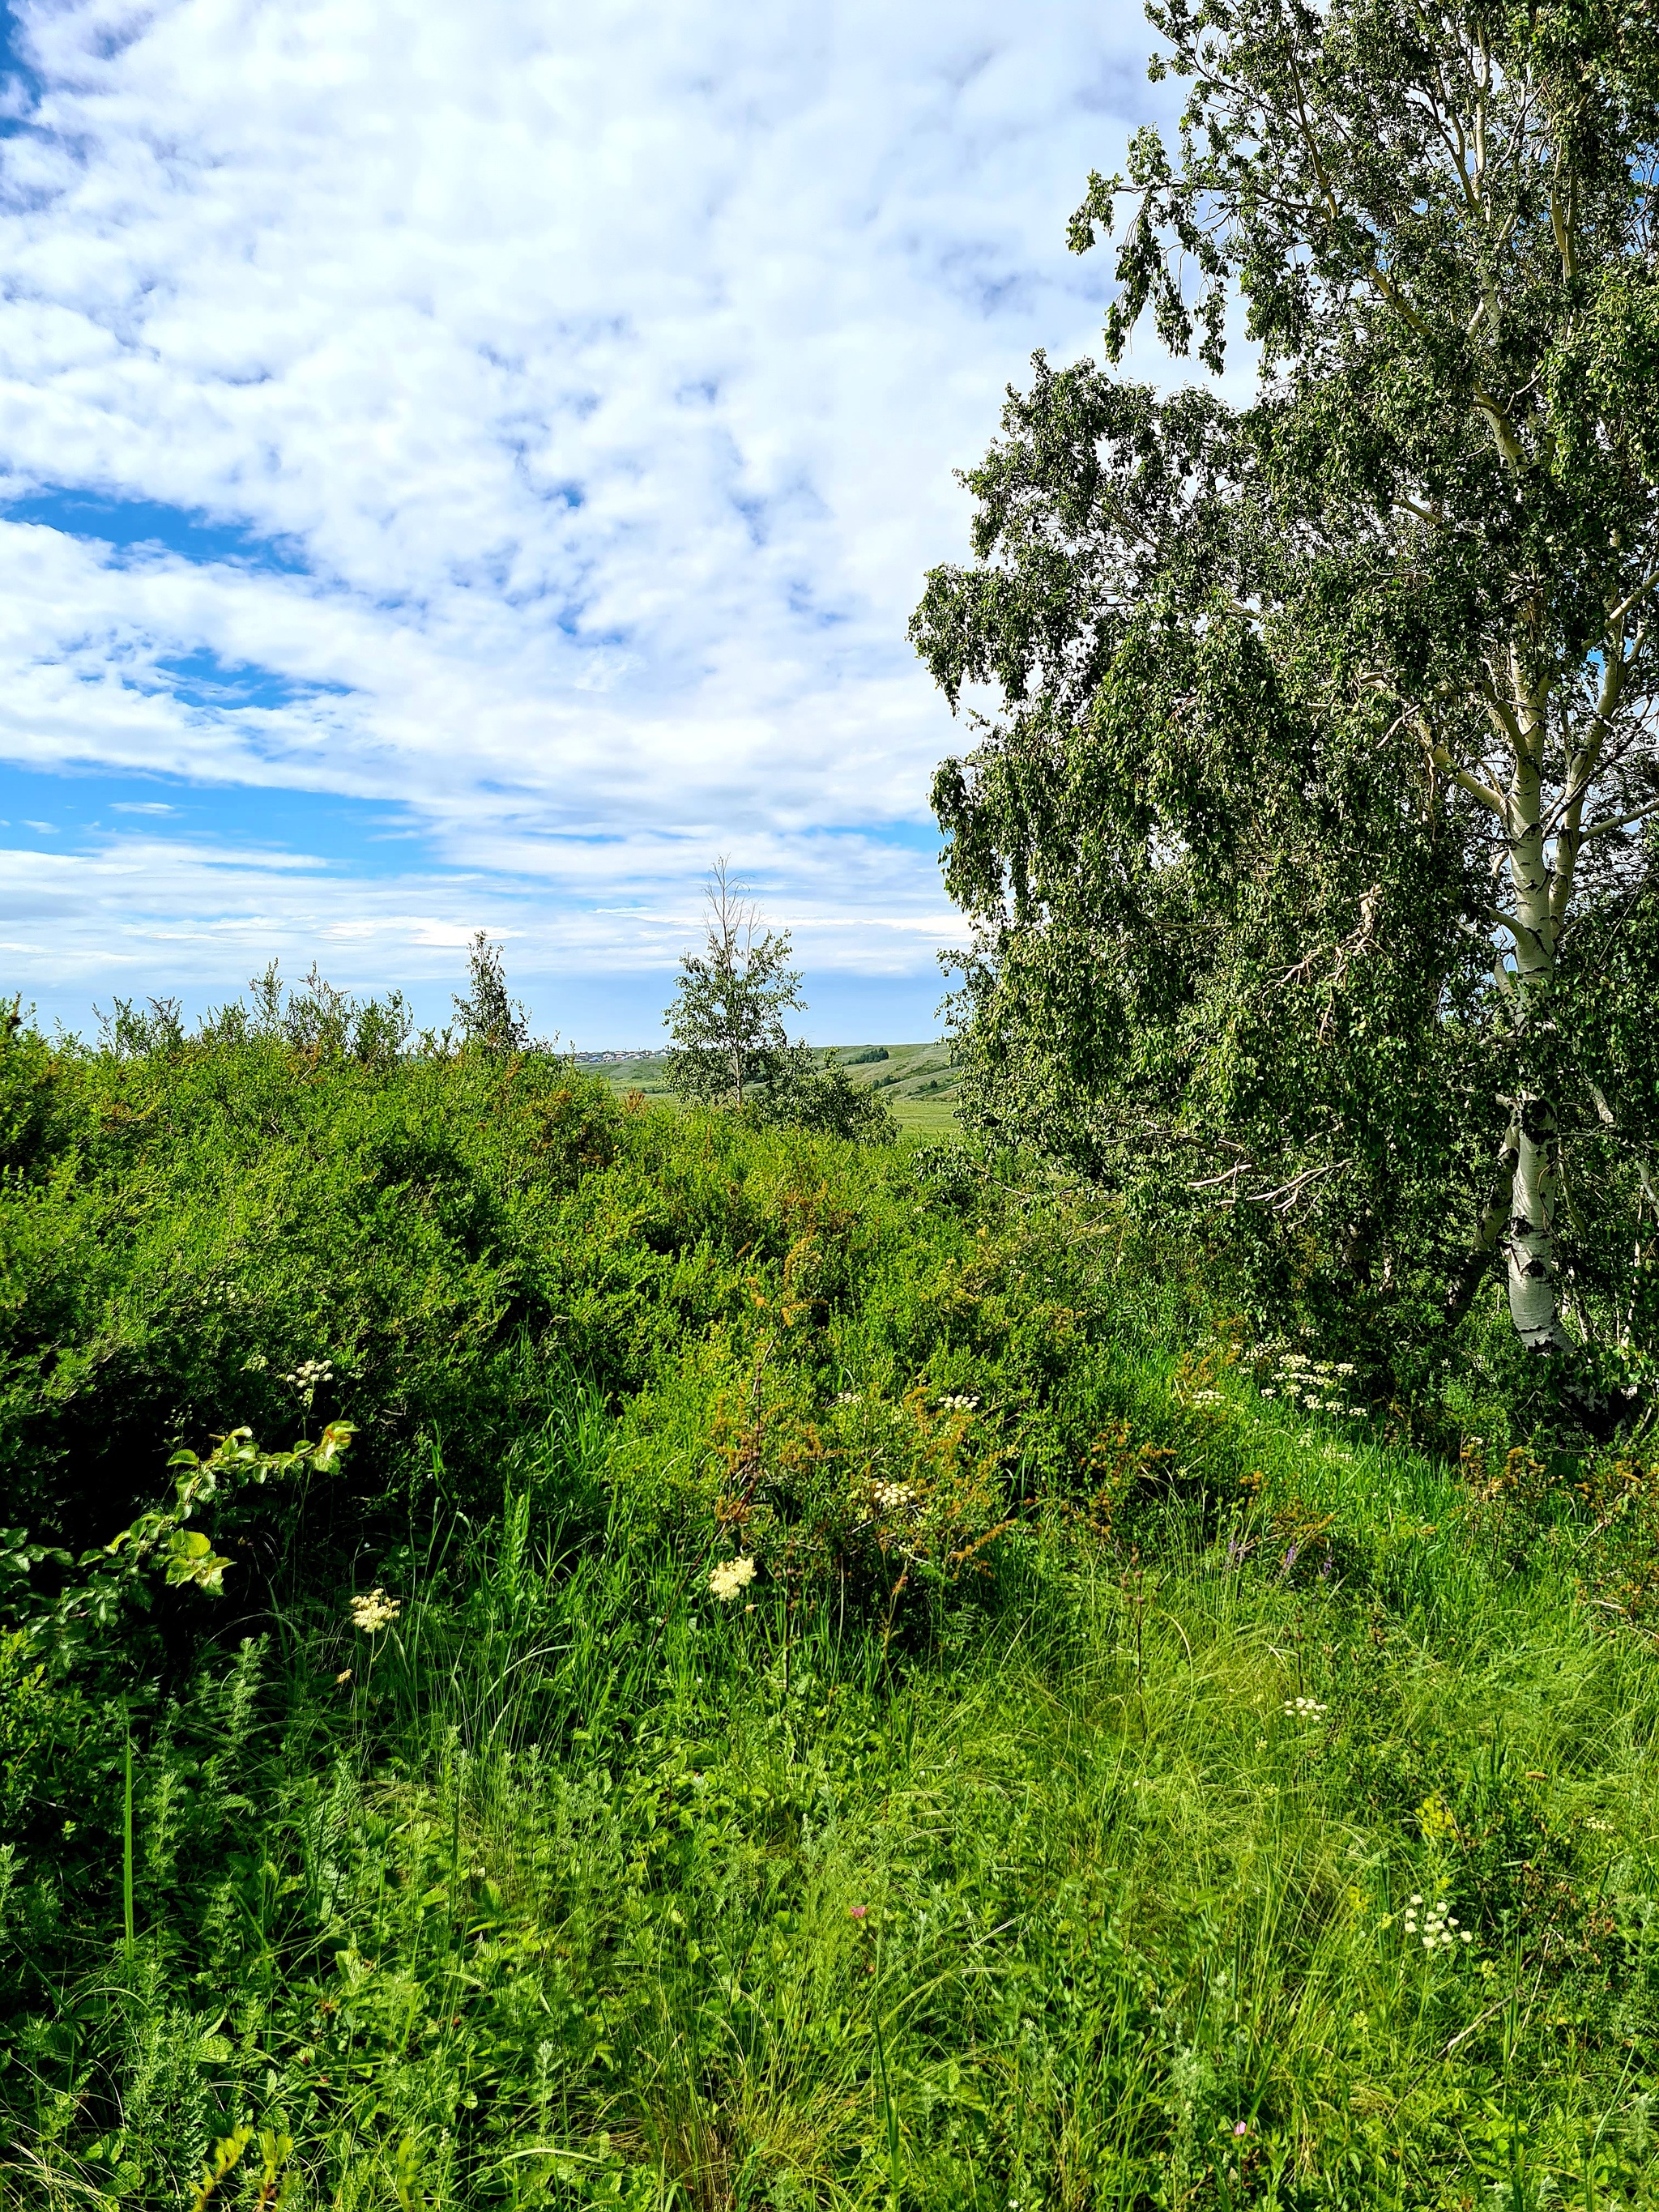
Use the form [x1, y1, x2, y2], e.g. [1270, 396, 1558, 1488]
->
[664, 861, 807, 1110]
[454, 931, 531, 1057]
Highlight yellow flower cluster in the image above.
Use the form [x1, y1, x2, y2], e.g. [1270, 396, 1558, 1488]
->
[709, 1557, 757, 1602]
[348, 1588, 401, 1633]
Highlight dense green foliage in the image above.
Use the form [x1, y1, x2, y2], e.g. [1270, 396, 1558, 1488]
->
[912, 1, 1659, 1379]
[5, 1005, 1659, 2206]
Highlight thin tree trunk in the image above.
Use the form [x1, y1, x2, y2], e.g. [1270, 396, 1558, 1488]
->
[1492, 669, 1575, 1357]
[1503, 1091, 1575, 1354]
[1445, 1109, 1520, 1325]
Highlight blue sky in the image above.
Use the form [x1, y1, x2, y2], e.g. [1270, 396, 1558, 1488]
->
[0, 0, 1186, 1046]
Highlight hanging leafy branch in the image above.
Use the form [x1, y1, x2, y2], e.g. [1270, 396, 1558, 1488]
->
[1, 1424, 355, 1670]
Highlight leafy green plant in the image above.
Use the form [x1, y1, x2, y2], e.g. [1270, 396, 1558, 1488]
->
[2, 1423, 355, 1673]
[7, 984, 1659, 2206]
[664, 860, 808, 1112]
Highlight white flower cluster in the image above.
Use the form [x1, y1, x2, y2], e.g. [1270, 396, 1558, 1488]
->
[348, 1588, 401, 1633]
[872, 1481, 917, 1515]
[1283, 1696, 1328, 1718]
[709, 1557, 757, 1602]
[936, 1393, 979, 1413]
[1256, 1348, 1365, 1417]
[834, 1390, 861, 1405]
[1404, 1895, 1471, 1949]
[284, 1357, 334, 1392]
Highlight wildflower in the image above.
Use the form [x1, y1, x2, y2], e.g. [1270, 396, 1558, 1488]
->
[937, 1392, 979, 1412]
[834, 1391, 859, 1405]
[1406, 1898, 1463, 1952]
[709, 1557, 757, 1602]
[335, 1669, 352, 1685]
[348, 1588, 400, 1633]
[1260, 1387, 1277, 1398]
[849, 1904, 868, 1920]
[872, 1481, 916, 1515]
[1282, 1695, 1328, 1717]
[1232, 2120, 1248, 2137]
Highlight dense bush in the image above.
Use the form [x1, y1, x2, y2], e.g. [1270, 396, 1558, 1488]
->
[6, 1002, 1659, 2207]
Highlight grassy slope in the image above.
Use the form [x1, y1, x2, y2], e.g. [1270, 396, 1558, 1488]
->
[578, 1042, 963, 1133]
[2, 1038, 1657, 2210]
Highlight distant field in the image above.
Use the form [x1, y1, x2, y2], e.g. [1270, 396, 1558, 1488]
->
[573, 1040, 961, 1131]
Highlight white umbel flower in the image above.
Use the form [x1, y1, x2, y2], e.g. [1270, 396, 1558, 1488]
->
[709, 1558, 757, 1602]
[349, 1588, 401, 1633]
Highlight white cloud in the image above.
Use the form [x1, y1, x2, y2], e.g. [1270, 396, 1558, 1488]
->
[0, 820, 966, 1047]
[0, 0, 1192, 1023]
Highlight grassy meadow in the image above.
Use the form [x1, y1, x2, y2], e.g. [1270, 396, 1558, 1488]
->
[2, 1004, 1658, 2209]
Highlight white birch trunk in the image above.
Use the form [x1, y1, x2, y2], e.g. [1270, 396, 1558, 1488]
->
[1486, 675, 1575, 1353]
[1503, 1093, 1574, 1353]
[1446, 1108, 1519, 1323]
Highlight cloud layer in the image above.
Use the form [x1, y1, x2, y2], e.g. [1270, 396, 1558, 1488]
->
[0, 0, 1171, 1034]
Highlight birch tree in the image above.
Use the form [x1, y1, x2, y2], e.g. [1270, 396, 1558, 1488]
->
[912, 1, 1659, 1375]
[664, 862, 806, 1110]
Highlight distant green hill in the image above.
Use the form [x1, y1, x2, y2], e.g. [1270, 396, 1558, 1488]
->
[574, 1041, 962, 1131]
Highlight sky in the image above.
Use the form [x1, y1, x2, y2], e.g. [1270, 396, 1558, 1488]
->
[0, 0, 1188, 1046]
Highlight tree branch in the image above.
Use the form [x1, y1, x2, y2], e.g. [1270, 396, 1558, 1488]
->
[1433, 744, 1507, 816]
[1580, 797, 1659, 842]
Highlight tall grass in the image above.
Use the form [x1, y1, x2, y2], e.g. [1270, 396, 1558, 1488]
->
[8, 1375, 1659, 2206]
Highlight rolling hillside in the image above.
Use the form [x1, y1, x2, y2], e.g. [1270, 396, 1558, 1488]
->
[574, 1039, 962, 1131]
